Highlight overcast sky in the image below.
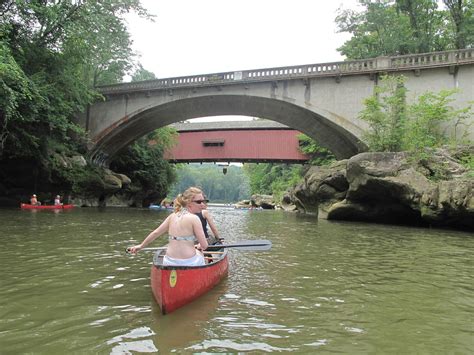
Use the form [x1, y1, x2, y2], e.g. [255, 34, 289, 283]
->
[125, 0, 361, 121]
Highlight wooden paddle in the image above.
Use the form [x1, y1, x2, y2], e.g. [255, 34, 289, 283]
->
[206, 240, 272, 251]
[130, 239, 272, 253]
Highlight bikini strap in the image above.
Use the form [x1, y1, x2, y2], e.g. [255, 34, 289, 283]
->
[169, 235, 196, 242]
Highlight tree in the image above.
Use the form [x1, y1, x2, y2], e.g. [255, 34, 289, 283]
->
[0, 1, 151, 160]
[336, 1, 415, 58]
[443, 0, 474, 49]
[109, 127, 178, 202]
[0, 0, 154, 196]
[395, 0, 446, 53]
[0, 43, 42, 158]
[131, 64, 157, 82]
[335, 0, 472, 59]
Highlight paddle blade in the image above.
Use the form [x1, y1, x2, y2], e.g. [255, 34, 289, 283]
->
[206, 239, 272, 251]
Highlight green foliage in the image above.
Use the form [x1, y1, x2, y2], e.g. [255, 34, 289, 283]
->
[172, 164, 249, 202]
[403, 90, 458, 152]
[359, 75, 407, 151]
[459, 153, 474, 177]
[0, 0, 151, 153]
[131, 64, 157, 82]
[168, 164, 250, 203]
[51, 157, 106, 197]
[0, 43, 40, 158]
[110, 128, 178, 197]
[443, 0, 474, 49]
[269, 165, 303, 202]
[0, 0, 161, 198]
[149, 126, 179, 151]
[336, 1, 418, 58]
[360, 75, 473, 154]
[336, 0, 473, 59]
[243, 163, 304, 201]
[297, 134, 336, 166]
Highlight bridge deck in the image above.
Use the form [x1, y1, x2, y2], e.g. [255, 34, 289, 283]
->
[98, 49, 474, 95]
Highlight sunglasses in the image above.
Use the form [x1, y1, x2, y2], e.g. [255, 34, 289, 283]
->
[192, 199, 209, 204]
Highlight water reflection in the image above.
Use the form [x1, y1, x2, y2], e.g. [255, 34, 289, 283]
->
[149, 280, 227, 352]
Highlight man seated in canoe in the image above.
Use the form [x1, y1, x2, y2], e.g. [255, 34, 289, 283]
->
[128, 187, 209, 266]
[30, 194, 41, 206]
[196, 198, 223, 245]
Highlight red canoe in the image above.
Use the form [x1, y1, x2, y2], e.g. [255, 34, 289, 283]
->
[150, 249, 228, 314]
[20, 203, 75, 210]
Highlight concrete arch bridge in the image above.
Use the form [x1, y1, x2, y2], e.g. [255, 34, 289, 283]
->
[75, 49, 474, 165]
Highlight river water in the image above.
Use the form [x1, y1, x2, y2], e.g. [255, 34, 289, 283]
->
[0, 207, 472, 354]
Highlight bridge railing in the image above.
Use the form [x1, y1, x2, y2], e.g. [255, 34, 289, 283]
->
[98, 49, 474, 95]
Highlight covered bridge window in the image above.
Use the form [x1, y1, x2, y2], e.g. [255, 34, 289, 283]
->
[202, 139, 225, 147]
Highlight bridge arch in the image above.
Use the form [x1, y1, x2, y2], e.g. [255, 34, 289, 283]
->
[90, 94, 366, 165]
[85, 49, 474, 165]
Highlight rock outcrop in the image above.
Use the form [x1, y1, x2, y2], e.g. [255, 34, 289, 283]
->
[251, 194, 276, 209]
[234, 195, 276, 209]
[291, 160, 348, 215]
[287, 146, 473, 231]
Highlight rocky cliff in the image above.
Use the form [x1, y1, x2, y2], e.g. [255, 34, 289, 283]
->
[285, 146, 473, 231]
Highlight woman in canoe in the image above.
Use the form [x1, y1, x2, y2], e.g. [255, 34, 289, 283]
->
[128, 187, 209, 266]
[54, 195, 62, 206]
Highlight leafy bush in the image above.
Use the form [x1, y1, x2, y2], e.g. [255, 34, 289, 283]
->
[243, 163, 304, 201]
[360, 75, 473, 156]
[459, 150, 474, 178]
[48, 149, 105, 196]
[359, 75, 407, 152]
[298, 134, 336, 166]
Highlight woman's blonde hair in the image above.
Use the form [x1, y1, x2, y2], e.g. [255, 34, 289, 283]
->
[173, 187, 203, 212]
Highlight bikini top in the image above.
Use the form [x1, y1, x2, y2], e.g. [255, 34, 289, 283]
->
[168, 235, 197, 242]
[169, 208, 197, 242]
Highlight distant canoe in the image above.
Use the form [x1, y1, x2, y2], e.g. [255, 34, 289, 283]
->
[149, 204, 174, 210]
[150, 248, 228, 314]
[20, 203, 74, 210]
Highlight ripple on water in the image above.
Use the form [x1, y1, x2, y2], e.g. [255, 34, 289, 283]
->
[0, 208, 472, 354]
[187, 339, 294, 352]
[110, 340, 158, 354]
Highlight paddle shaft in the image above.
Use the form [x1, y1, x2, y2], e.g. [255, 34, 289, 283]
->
[135, 239, 272, 252]
[139, 248, 224, 253]
[206, 241, 271, 251]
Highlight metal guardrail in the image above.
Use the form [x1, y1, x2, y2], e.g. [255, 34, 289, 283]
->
[98, 49, 474, 95]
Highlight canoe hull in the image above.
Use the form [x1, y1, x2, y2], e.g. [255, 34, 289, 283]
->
[20, 203, 74, 210]
[150, 250, 228, 314]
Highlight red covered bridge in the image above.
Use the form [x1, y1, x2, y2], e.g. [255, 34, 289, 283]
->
[163, 121, 309, 163]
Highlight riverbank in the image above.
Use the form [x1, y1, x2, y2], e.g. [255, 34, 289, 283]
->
[285, 146, 473, 231]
